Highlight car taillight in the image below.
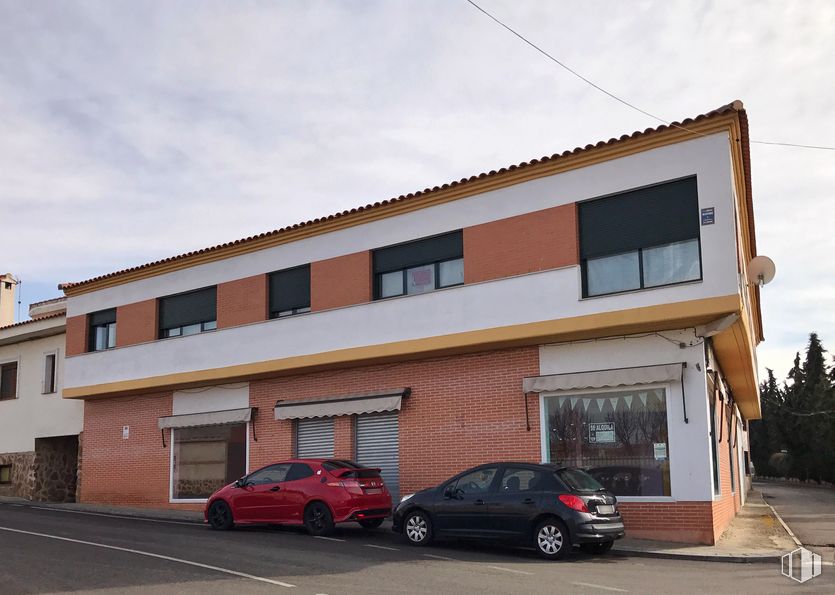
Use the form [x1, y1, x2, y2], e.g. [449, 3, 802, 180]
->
[559, 494, 589, 513]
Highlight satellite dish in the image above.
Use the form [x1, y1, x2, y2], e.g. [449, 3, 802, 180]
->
[748, 255, 776, 287]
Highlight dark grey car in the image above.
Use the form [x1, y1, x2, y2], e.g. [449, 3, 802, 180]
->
[392, 462, 625, 559]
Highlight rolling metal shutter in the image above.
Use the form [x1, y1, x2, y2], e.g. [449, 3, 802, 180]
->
[356, 412, 400, 501]
[296, 418, 335, 458]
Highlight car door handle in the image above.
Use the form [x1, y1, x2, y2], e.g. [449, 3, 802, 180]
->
[474, 499, 486, 506]
[522, 498, 535, 505]
[269, 486, 281, 492]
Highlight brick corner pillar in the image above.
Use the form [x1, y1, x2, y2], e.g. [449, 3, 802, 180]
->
[116, 299, 158, 347]
[333, 416, 355, 460]
[463, 203, 578, 284]
[217, 274, 268, 329]
[65, 314, 88, 356]
[311, 251, 372, 311]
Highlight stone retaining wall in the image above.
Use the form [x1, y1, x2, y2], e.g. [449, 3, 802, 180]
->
[33, 436, 79, 503]
[0, 451, 36, 499]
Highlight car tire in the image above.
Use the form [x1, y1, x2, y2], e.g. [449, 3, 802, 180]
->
[304, 502, 334, 536]
[358, 518, 385, 529]
[403, 510, 433, 546]
[534, 518, 569, 560]
[207, 501, 234, 531]
[580, 540, 614, 555]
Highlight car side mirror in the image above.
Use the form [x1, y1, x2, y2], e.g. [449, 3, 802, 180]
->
[234, 478, 247, 488]
[443, 486, 455, 499]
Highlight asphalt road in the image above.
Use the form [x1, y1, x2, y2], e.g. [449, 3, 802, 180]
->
[758, 480, 835, 563]
[0, 502, 832, 594]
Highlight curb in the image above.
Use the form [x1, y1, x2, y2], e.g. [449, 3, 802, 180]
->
[610, 547, 781, 564]
[0, 500, 203, 524]
[759, 493, 803, 548]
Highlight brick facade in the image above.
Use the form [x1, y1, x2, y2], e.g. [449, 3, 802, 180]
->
[116, 299, 158, 346]
[711, 398, 742, 541]
[77, 346, 744, 543]
[217, 274, 267, 328]
[65, 315, 87, 356]
[310, 251, 372, 311]
[464, 204, 578, 284]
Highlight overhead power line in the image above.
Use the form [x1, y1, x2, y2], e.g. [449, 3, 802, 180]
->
[465, 0, 835, 152]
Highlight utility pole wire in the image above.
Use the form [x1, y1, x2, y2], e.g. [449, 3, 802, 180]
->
[465, 0, 835, 152]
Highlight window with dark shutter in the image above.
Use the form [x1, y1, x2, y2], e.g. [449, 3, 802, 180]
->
[0, 361, 18, 400]
[88, 308, 117, 351]
[159, 286, 217, 338]
[372, 231, 464, 299]
[578, 176, 702, 297]
[269, 265, 311, 318]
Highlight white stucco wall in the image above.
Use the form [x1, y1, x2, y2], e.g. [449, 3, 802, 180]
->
[0, 329, 84, 453]
[537, 329, 713, 502]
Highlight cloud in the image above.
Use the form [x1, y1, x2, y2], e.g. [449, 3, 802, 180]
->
[1, 0, 833, 380]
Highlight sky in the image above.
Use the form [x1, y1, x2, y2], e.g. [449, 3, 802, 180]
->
[1, 0, 833, 380]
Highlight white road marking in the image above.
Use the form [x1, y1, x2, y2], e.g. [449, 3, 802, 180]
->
[486, 565, 533, 575]
[363, 544, 399, 551]
[28, 506, 201, 527]
[0, 525, 296, 588]
[571, 582, 628, 592]
[313, 536, 345, 542]
[422, 554, 456, 561]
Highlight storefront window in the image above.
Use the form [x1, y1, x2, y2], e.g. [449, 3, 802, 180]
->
[172, 424, 247, 500]
[544, 388, 671, 497]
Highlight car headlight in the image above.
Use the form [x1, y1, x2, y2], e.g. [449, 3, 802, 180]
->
[400, 493, 415, 504]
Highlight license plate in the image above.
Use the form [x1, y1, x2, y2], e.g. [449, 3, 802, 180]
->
[364, 488, 382, 494]
[596, 505, 615, 514]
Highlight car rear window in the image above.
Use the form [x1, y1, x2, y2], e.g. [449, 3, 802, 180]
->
[556, 468, 605, 492]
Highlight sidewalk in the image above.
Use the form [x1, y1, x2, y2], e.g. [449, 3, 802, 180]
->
[613, 488, 797, 563]
[0, 496, 204, 523]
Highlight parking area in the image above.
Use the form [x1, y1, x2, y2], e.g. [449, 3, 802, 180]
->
[0, 502, 831, 594]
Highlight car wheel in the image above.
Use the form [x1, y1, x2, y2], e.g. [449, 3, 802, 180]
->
[207, 501, 234, 531]
[581, 540, 614, 555]
[304, 502, 334, 536]
[403, 510, 433, 546]
[358, 518, 385, 529]
[534, 518, 569, 560]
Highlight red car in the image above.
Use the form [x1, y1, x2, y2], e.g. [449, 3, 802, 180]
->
[204, 459, 392, 535]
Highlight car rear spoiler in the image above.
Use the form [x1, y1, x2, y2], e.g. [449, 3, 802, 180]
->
[331, 467, 382, 478]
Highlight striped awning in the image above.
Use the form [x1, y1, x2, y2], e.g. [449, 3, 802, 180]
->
[274, 388, 410, 420]
[522, 363, 683, 394]
[158, 407, 254, 430]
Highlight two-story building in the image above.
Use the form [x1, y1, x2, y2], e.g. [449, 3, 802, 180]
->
[0, 286, 83, 502]
[60, 101, 763, 544]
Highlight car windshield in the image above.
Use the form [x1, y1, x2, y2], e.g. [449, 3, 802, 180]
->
[556, 468, 605, 492]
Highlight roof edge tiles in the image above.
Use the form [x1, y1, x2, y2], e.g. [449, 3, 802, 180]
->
[60, 101, 752, 296]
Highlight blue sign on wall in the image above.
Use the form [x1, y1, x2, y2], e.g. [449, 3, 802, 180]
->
[701, 207, 715, 225]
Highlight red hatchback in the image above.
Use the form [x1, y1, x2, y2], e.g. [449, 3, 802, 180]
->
[204, 459, 392, 535]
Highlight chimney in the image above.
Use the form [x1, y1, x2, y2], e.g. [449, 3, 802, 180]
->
[0, 274, 18, 327]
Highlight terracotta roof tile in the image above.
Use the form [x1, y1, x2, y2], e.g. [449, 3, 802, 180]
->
[59, 101, 747, 292]
[0, 311, 65, 331]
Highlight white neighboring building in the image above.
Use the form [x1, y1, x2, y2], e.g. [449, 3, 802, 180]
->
[0, 285, 83, 502]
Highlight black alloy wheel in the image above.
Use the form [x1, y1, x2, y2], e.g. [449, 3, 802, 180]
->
[304, 502, 335, 536]
[534, 518, 569, 560]
[207, 501, 234, 530]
